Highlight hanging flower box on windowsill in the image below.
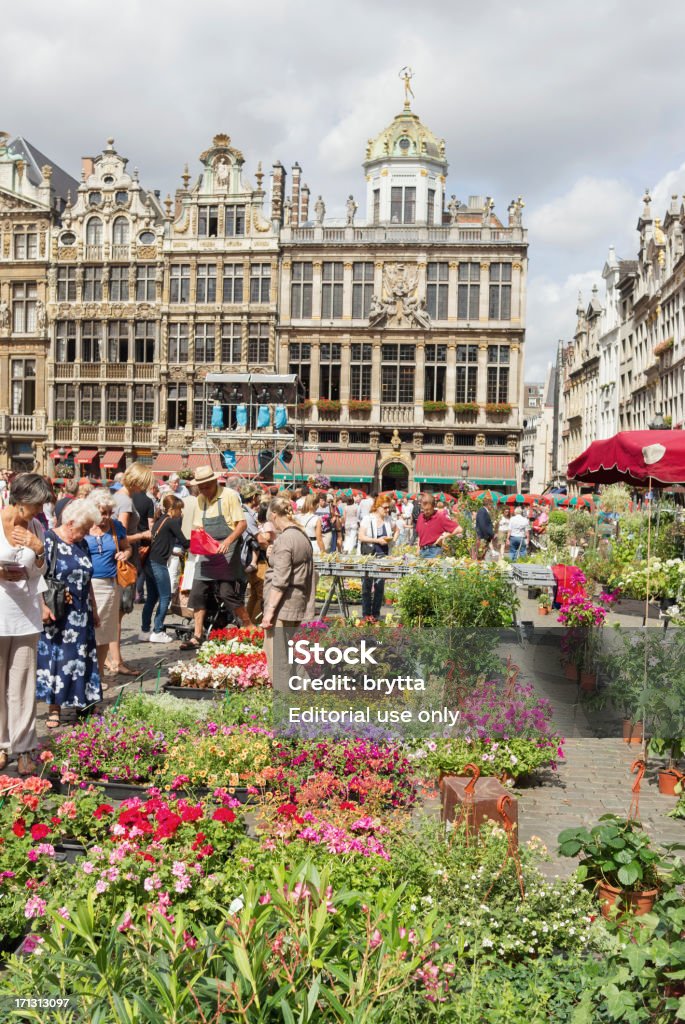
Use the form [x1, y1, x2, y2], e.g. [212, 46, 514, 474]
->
[485, 402, 513, 417]
[423, 401, 448, 418]
[453, 402, 480, 418]
[654, 337, 674, 357]
[348, 400, 372, 416]
[317, 399, 342, 418]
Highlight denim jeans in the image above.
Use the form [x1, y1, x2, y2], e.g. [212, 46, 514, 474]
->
[142, 561, 172, 633]
[419, 545, 442, 559]
[509, 536, 527, 561]
[361, 576, 385, 619]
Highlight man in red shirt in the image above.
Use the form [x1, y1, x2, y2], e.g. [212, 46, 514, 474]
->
[415, 492, 459, 558]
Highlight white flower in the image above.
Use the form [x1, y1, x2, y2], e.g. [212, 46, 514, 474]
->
[481, 938, 494, 948]
[228, 897, 244, 914]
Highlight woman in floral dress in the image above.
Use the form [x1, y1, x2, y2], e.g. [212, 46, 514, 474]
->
[36, 498, 102, 727]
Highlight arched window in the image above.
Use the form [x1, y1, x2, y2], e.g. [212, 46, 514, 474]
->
[85, 217, 103, 245]
[112, 217, 129, 245]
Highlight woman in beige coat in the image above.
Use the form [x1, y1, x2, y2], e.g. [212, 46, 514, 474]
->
[261, 497, 316, 693]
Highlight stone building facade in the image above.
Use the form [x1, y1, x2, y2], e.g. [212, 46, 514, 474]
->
[557, 188, 685, 481]
[8, 93, 529, 491]
[0, 133, 76, 471]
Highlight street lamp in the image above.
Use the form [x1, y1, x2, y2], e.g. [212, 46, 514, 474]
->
[460, 458, 469, 479]
[315, 453, 324, 476]
[649, 408, 667, 430]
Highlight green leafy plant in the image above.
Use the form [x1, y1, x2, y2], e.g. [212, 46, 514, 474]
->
[484, 402, 513, 415]
[453, 402, 480, 415]
[423, 400, 448, 414]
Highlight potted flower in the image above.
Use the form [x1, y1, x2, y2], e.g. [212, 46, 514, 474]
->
[537, 592, 552, 616]
[485, 402, 513, 417]
[648, 737, 685, 796]
[423, 400, 448, 418]
[557, 592, 607, 689]
[317, 398, 342, 418]
[645, 644, 685, 793]
[596, 627, 657, 744]
[348, 399, 372, 416]
[558, 814, 673, 918]
[453, 401, 479, 418]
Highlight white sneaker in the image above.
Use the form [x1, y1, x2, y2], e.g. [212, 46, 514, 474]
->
[139, 632, 151, 641]
[149, 631, 173, 644]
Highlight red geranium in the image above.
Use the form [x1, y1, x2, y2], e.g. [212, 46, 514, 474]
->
[93, 804, 114, 819]
[12, 819, 26, 838]
[211, 808, 236, 823]
[30, 823, 50, 841]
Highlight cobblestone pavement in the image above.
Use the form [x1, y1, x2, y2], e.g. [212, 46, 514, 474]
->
[13, 601, 683, 880]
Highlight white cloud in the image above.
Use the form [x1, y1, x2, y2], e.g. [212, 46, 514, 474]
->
[527, 177, 638, 252]
[525, 270, 601, 380]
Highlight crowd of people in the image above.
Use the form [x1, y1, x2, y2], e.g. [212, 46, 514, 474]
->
[0, 464, 555, 774]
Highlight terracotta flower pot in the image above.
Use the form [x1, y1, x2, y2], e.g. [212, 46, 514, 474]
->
[658, 768, 685, 796]
[622, 719, 644, 744]
[563, 661, 578, 681]
[597, 880, 659, 918]
[580, 670, 597, 692]
[538, 606, 550, 615]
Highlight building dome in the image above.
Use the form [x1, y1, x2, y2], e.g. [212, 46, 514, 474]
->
[364, 105, 446, 166]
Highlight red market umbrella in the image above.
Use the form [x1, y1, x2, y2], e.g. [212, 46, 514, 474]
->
[505, 493, 531, 506]
[473, 489, 504, 503]
[567, 430, 685, 486]
[560, 495, 596, 509]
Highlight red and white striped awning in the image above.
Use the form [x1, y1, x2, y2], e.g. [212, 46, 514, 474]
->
[101, 450, 125, 469]
[75, 449, 98, 465]
[275, 451, 376, 482]
[49, 447, 72, 461]
[414, 453, 516, 486]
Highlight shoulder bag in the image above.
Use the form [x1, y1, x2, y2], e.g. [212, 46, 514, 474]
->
[43, 534, 68, 621]
[111, 526, 137, 615]
[360, 516, 377, 556]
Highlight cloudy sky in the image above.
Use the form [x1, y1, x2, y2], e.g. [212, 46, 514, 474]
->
[6, 0, 685, 380]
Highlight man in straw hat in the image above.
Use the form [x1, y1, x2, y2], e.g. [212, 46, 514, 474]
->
[181, 465, 249, 649]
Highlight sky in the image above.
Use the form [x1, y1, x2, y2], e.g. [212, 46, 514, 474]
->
[5, 0, 685, 381]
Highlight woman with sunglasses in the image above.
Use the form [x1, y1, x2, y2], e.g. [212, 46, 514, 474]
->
[85, 488, 132, 682]
[358, 497, 400, 621]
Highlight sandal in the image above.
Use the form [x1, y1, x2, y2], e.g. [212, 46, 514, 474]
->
[180, 635, 202, 651]
[17, 753, 38, 776]
[115, 665, 139, 677]
[46, 710, 61, 730]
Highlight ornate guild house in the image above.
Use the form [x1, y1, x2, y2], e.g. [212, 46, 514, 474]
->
[2, 83, 528, 490]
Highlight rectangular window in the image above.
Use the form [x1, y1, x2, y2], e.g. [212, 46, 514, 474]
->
[54, 383, 76, 422]
[81, 320, 102, 363]
[288, 342, 311, 398]
[167, 383, 187, 429]
[109, 265, 129, 301]
[222, 263, 244, 303]
[352, 263, 374, 319]
[106, 384, 128, 423]
[11, 359, 36, 415]
[194, 323, 215, 363]
[424, 343, 447, 402]
[456, 344, 479, 403]
[221, 322, 242, 363]
[169, 264, 190, 303]
[487, 344, 510, 403]
[107, 322, 129, 363]
[14, 229, 38, 259]
[350, 343, 372, 401]
[198, 206, 219, 238]
[224, 205, 246, 237]
[56, 321, 76, 363]
[195, 263, 217, 303]
[83, 267, 102, 302]
[372, 189, 380, 224]
[488, 262, 512, 320]
[136, 265, 156, 302]
[133, 384, 155, 423]
[458, 262, 480, 319]
[168, 323, 188, 364]
[426, 262, 449, 320]
[381, 344, 415, 403]
[12, 282, 37, 333]
[427, 188, 435, 224]
[134, 321, 156, 364]
[390, 186, 416, 224]
[291, 262, 313, 318]
[319, 343, 341, 400]
[250, 263, 271, 303]
[80, 384, 101, 424]
[248, 323, 269, 364]
[193, 383, 212, 430]
[321, 262, 343, 319]
[57, 268, 76, 302]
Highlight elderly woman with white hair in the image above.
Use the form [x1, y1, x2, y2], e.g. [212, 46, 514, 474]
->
[84, 488, 132, 682]
[36, 497, 102, 729]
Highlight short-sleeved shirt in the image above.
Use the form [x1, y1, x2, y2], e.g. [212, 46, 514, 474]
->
[509, 513, 530, 539]
[84, 520, 127, 579]
[416, 509, 457, 548]
[112, 490, 139, 537]
[191, 486, 246, 582]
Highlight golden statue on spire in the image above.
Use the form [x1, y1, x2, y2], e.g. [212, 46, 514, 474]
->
[399, 66, 415, 108]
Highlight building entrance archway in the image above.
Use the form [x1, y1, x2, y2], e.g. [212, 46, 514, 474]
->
[380, 461, 409, 492]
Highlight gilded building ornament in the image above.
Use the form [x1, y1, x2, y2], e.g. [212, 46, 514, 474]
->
[368, 263, 431, 330]
[59, 247, 77, 260]
[137, 245, 157, 260]
[512, 262, 522, 271]
[480, 262, 489, 270]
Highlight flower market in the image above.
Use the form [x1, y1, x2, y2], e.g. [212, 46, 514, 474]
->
[0, 443, 684, 1023]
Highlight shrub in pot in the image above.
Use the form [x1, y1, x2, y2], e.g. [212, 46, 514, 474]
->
[558, 814, 680, 918]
